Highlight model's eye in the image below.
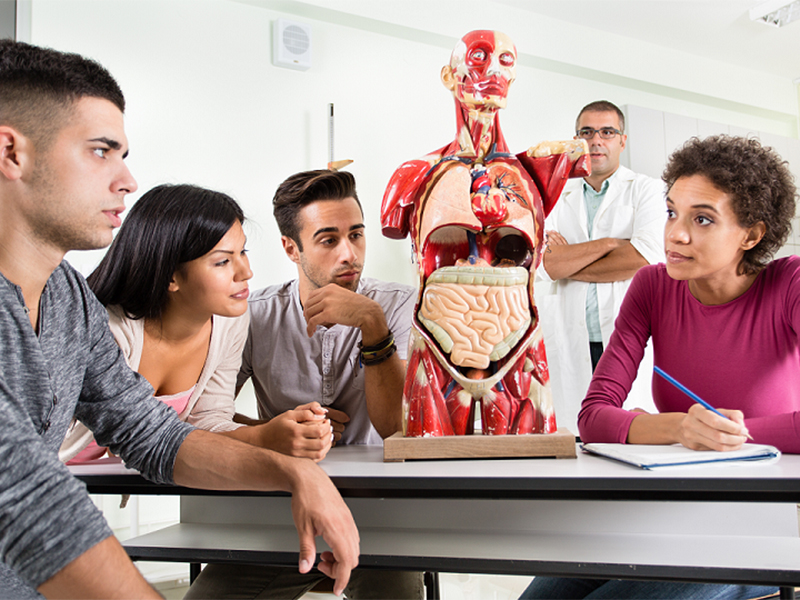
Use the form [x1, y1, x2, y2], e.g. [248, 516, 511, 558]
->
[470, 49, 487, 62]
[499, 52, 514, 67]
[93, 148, 107, 158]
[666, 209, 675, 219]
[215, 259, 230, 267]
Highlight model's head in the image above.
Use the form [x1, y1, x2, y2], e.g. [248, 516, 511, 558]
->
[273, 169, 362, 250]
[663, 135, 796, 275]
[441, 30, 516, 111]
[88, 184, 246, 320]
[0, 39, 125, 151]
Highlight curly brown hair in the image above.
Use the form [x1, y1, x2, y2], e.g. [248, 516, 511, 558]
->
[663, 135, 797, 275]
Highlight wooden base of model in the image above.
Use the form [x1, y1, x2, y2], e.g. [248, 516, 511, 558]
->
[383, 428, 577, 462]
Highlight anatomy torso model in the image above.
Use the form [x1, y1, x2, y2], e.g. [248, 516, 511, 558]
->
[381, 30, 590, 437]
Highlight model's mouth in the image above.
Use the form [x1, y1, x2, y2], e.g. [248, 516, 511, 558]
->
[231, 288, 249, 300]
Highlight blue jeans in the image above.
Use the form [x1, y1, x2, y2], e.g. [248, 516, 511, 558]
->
[519, 577, 778, 599]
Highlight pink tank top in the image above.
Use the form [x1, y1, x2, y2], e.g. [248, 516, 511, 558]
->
[67, 386, 195, 464]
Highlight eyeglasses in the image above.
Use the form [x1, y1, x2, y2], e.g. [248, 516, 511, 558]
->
[576, 127, 622, 140]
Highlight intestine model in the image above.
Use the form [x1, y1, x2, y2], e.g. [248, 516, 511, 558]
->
[381, 30, 589, 437]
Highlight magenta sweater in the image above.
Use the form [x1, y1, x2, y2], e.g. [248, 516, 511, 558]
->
[578, 256, 800, 453]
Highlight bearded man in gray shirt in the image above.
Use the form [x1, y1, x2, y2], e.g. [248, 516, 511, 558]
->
[0, 40, 358, 599]
[185, 170, 422, 598]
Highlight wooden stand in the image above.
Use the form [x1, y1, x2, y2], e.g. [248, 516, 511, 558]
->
[383, 428, 576, 462]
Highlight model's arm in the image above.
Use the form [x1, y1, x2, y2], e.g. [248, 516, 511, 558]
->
[173, 429, 359, 595]
[541, 232, 624, 281]
[566, 242, 648, 283]
[303, 284, 404, 438]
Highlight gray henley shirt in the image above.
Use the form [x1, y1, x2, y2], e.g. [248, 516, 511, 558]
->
[238, 277, 416, 445]
[0, 262, 193, 591]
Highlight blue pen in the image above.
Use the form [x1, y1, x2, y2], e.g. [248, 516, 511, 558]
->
[653, 366, 753, 440]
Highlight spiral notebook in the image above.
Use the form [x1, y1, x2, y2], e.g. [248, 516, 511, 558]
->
[580, 442, 781, 470]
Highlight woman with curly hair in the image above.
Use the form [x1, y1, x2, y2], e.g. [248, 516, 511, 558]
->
[576, 135, 798, 454]
[521, 135, 796, 598]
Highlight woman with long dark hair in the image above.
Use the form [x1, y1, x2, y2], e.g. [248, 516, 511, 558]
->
[60, 184, 333, 462]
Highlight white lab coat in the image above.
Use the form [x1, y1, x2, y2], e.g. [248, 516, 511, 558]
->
[534, 166, 666, 433]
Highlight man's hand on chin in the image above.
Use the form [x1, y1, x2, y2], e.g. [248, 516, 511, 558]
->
[303, 284, 386, 342]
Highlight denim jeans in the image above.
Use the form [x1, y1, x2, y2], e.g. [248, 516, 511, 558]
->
[519, 577, 778, 600]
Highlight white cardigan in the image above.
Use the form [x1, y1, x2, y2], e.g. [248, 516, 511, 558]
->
[59, 306, 249, 462]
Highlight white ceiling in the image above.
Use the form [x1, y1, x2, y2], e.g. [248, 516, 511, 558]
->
[495, 0, 800, 81]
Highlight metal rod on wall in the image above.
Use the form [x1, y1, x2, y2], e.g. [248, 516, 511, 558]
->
[328, 103, 334, 166]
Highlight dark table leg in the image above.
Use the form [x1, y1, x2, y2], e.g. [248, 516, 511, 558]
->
[424, 571, 440, 600]
[189, 563, 202, 585]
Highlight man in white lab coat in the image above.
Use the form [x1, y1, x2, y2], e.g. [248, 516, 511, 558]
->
[535, 100, 666, 433]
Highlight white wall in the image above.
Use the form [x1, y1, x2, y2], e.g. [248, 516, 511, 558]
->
[30, 0, 798, 293]
[622, 104, 800, 258]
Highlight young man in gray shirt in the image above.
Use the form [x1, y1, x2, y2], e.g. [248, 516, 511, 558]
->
[186, 170, 422, 598]
[0, 40, 358, 598]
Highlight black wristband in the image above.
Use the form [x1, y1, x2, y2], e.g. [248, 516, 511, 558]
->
[358, 332, 394, 354]
[360, 343, 397, 366]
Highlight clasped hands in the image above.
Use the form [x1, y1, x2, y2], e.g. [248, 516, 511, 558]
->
[257, 402, 349, 462]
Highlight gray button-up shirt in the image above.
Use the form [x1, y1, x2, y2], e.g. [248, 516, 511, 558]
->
[0, 263, 193, 590]
[238, 278, 416, 445]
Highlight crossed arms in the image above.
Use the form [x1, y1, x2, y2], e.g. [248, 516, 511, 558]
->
[542, 231, 647, 284]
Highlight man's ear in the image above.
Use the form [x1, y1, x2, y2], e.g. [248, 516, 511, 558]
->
[0, 126, 30, 181]
[743, 221, 766, 251]
[281, 236, 301, 264]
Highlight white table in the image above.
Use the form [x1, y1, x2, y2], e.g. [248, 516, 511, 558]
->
[73, 445, 800, 598]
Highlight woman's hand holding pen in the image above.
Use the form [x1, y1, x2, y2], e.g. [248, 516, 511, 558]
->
[677, 404, 750, 452]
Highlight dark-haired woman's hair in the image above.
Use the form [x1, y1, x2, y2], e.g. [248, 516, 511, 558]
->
[663, 135, 797, 276]
[88, 184, 244, 320]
